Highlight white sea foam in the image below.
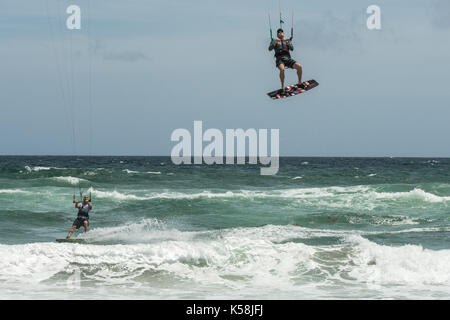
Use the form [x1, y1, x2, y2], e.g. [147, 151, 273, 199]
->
[24, 166, 65, 172]
[423, 160, 440, 165]
[90, 189, 239, 201]
[0, 189, 31, 194]
[0, 225, 316, 298]
[91, 189, 150, 201]
[80, 220, 356, 245]
[52, 176, 87, 185]
[373, 188, 450, 203]
[380, 226, 450, 235]
[85, 186, 450, 212]
[1, 223, 450, 299]
[84, 219, 446, 243]
[122, 169, 162, 175]
[78, 218, 195, 243]
[372, 216, 420, 226]
[25, 166, 51, 172]
[346, 235, 450, 286]
[122, 169, 140, 174]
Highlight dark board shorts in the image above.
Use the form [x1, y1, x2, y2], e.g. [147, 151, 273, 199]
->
[73, 217, 88, 229]
[276, 55, 297, 69]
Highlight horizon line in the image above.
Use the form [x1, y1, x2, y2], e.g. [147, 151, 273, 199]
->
[1, 154, 449, 159]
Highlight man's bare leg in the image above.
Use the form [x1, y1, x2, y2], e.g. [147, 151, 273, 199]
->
[67, 225, 76, 239]
[293, 62, 303, 85]
[278, 64, 286, 91]
[83, 221, 89, 233]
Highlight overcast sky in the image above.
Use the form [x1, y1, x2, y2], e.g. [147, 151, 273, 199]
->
[1, 0, 449, 156]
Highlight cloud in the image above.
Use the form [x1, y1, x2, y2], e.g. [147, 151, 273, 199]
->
[296, 10, 364, 52]
[103, 50, 150, 62]
[429, 0, 450, 28]
[90, 38, 150, 62]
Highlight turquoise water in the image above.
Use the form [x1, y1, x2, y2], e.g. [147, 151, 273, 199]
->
[1, 156, 450, 299]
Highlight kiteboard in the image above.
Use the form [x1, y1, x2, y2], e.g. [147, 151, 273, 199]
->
[267, 79, 319, 100]
[56, 238, 87, 244]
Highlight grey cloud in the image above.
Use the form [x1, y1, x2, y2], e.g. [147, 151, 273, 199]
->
[429, 0, 450, 28]
[103, 51, 150, 62]
[296, 10, 364, 52]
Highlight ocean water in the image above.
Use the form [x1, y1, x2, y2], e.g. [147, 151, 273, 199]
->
[1, 156, 450, 299]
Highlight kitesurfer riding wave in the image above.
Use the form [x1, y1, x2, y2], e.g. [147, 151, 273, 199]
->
[66, 195, 92, 239]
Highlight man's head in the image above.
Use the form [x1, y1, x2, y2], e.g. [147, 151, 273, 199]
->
[277, 28, 284, 39]
[83, 195, 89, 202]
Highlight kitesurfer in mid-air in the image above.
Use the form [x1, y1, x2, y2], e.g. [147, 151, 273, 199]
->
[268, 28, 306, 93]
[66, 195, 92, 239]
